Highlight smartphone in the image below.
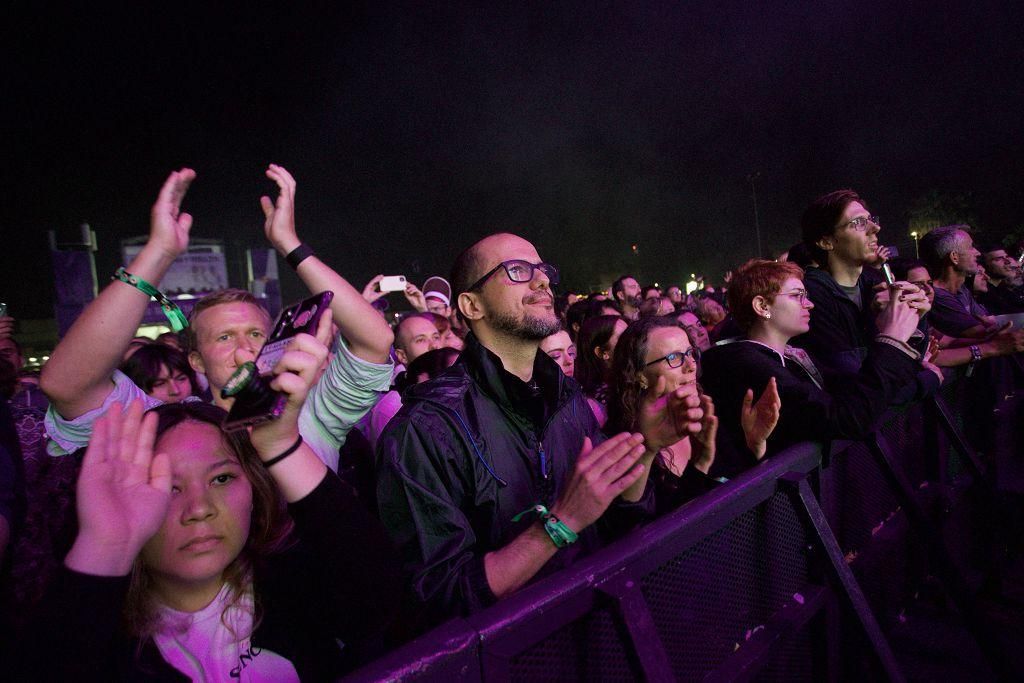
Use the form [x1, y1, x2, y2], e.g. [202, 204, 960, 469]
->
[377, 275, 407, 293]
[0, 302, 7, 317]
[881, 263, 896, 286]
[222, 291, 334, 432]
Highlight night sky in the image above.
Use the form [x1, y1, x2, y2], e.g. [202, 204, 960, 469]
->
[4, 1, 1023, 320]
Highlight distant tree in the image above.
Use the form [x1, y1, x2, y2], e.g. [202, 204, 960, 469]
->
[904, 190, 979, 236]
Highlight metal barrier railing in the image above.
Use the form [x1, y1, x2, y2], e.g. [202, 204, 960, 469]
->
[344, 374, 1021, 682]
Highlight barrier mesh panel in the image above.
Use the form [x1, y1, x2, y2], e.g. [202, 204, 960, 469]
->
[822, 441, 901, 556]
[640, 492, 813, 681]
[879, 404, 928, 488]
[508, 606, 634, 681]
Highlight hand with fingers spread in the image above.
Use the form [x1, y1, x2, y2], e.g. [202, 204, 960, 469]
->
[637, 375, 704, 453]
[65, 401, 171, 576]
[361, 275, 387, 304]
[148, 168, 196, 261]
[550, 433, 648, 533]
[404, 283, 428, 312]
[741, 377, 781, 460]
[261, 163, 301, 255]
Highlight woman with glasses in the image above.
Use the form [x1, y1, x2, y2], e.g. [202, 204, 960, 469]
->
[604, 316, 726, 513]
[700, 259, 926, 480]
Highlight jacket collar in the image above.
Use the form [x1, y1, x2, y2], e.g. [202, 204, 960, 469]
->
[460, 332, 568, 417]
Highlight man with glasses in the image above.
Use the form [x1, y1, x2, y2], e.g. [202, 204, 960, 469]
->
[795, 189, 931, 383]
[376, 233, 704, 626]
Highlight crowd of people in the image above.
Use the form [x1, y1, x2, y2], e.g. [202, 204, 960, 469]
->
[1, 166, 1022, 679]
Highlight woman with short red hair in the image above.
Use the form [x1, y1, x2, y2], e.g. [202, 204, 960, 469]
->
[700, 259, 927, 479]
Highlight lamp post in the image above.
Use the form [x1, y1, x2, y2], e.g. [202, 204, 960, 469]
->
[910, 231, 920, 258]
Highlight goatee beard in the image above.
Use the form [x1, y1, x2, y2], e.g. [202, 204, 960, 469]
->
[491, 311, 561, 341]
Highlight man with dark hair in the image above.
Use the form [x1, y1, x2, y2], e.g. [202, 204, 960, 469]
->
[794, 189, 931, 381]
[611, 274, 642, 320]
[977, 243, 1024, 314]
[377, 232, 703, 624]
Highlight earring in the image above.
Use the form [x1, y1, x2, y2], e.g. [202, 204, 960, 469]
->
[764, 311, 772, 320]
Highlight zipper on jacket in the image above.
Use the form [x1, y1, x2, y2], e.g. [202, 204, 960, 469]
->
[538, 440, 551, 479]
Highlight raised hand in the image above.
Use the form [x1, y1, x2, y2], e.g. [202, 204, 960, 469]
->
[149, 168, 196, 260]
[741, 376, 781, 460]
[550, 433, 647, 533]
[637, 375, 704, 452]
[260, 164, 301, 255]
[65, 401, 171, 576]
[0, 316, 13, 340]
[404, 283, 428, 312]
[361, 275, 387, 304]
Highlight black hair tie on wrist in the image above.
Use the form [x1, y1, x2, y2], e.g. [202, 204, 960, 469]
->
[263, 435, 304, 468]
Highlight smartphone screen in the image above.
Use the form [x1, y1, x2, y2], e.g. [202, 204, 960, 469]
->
[222, 291, 334, 431]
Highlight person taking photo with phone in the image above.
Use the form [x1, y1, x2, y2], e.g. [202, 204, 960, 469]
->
[41, 165, 393, 472]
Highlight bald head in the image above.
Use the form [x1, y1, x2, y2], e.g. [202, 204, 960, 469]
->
[394, 313, 441, 366]
[451, 233, 525, 301]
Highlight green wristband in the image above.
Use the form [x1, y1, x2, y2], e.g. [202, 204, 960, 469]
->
[112, 267, 189, 332]
[512, 504, 578, 548]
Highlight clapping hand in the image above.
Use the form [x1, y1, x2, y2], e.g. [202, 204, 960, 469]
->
[741, 377, 781, 460]
[689, 394, 718, 473]
[261, 164, 302, 256]
[638, 375, 704, 452]
[149, 169, 196, 261]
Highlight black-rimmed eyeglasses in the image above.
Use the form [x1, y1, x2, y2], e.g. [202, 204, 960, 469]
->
[644, 347, 697, 368]
[467, 259, 560, 292]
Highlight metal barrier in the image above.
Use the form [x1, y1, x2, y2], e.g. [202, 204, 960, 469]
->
[344, 375, 1021, 682]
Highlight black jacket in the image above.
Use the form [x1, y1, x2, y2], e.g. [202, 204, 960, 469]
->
[701, 339, 926, 479]
[17, 472, 402, 681]
[791, 266, 883, 381]
[376, 333, 653, 625]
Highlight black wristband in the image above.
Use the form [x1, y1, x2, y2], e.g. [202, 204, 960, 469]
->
[262, 435, 304, 468]
[285, 243, 315, 270]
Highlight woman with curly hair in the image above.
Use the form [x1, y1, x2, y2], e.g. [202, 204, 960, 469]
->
[605, 316, 721, 513]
